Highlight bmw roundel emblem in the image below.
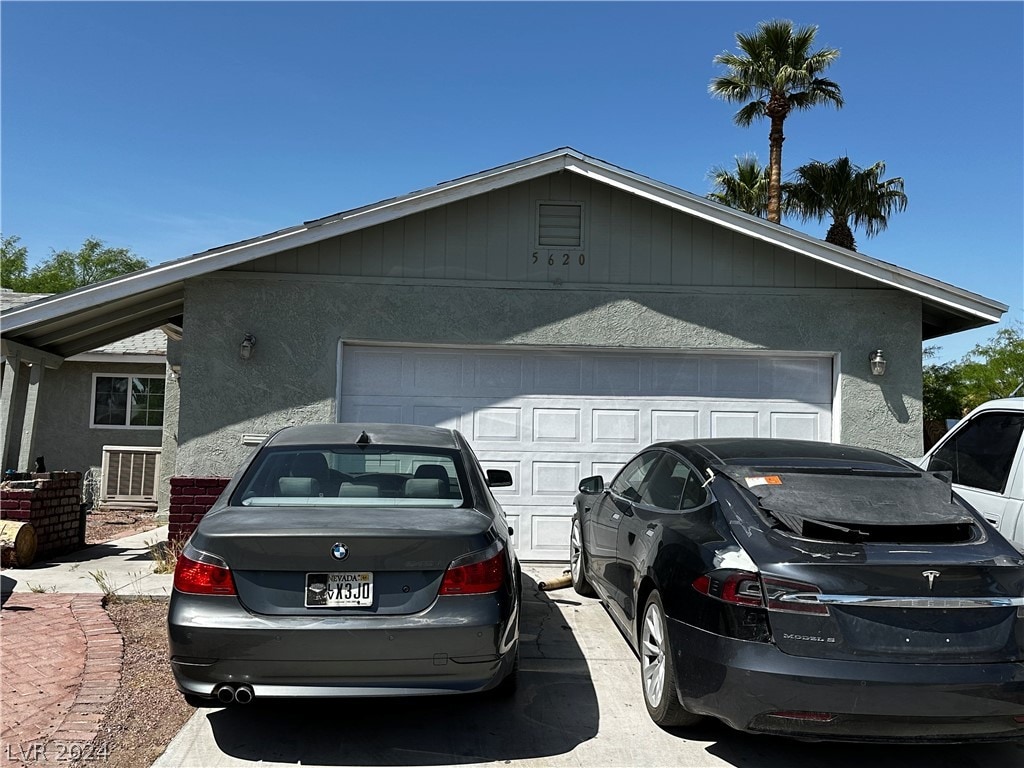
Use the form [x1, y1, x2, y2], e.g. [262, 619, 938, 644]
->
[331, 542, 349, 561]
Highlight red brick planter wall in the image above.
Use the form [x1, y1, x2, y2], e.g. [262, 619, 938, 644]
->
[0, 472, 84, 558]
[168, 476, 231, 544]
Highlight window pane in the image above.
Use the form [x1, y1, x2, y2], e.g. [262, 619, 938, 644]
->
[611, 452, 660, 502]
[929, 412, 1024, 493]
[93, 377, 128, 425]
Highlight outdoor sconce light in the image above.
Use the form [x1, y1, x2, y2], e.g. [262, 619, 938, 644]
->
[869, 349, 887, 376]
[240, 333, 256, 361]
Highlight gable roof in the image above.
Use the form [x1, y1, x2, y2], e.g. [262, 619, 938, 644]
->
[1, 290, 166, 363]
[0, 148, 1007, 359]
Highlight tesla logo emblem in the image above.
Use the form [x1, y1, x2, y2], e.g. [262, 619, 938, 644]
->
[331, 543, 349, 561]
[923, 570, 940, 590]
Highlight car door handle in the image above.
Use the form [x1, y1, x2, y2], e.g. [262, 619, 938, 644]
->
[612, 513, 621, 520]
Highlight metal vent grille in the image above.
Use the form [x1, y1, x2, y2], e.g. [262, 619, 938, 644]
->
[100, 446, 161, 508]
[538, 203, 582, 247]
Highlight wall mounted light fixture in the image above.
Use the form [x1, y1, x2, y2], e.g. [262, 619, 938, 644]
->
[869, 349, 887, 376]
[240, 333, 256, 360]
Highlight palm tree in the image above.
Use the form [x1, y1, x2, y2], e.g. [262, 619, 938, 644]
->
[706, 155, 770, 217]
[710, 19, 843, 224]
[783, 157, 908, 251]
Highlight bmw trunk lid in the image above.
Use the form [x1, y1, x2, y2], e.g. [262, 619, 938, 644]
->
[188, 504, 499, 616]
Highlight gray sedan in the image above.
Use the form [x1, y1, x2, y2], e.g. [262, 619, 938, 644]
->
[168, 423, 520, 706]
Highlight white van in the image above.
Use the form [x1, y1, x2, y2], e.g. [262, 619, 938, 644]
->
[916, 397, 1024, 549]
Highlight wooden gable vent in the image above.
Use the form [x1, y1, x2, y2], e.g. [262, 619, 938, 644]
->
[538, 202, 583, 248]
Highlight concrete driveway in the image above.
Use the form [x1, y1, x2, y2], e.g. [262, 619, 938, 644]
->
[154, 565, 1024, 768]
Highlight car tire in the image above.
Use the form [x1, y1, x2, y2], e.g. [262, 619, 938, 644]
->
[570, 517, 596, 597]
[640, 590, 701, 728]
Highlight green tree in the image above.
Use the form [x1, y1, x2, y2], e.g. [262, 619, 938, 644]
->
[709, 19, 843, 225]
[783, 157, 908, 250]
[958, 323, 1024, 410]
[0, 237, 147, 293]
[922, 346, 968, 423]
[0, 235, 29, 288]
[706, 155, 770, 217]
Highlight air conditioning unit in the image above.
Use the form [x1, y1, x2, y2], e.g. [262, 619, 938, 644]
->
[99, 446, 161, 510]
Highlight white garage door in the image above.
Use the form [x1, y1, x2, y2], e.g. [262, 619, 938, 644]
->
[339, 345, 833, 561]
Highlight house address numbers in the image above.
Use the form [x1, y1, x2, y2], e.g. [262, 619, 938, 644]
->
[532, 251, 586, 266]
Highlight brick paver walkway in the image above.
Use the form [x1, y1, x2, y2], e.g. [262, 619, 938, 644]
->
[0, 594, 122, 766]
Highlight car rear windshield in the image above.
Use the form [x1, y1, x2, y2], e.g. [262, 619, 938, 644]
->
[232, 446, 468, 508]
[720, 466, 980, 544]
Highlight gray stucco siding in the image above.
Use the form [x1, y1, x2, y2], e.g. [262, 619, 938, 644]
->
[173, 274, 922, 479]
[229, 175, 877, 292]
[29, 361, 165, 475]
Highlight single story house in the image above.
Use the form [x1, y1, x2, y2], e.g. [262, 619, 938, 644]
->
[0, 149, 1007, 559]
[1, 290, 168, 509]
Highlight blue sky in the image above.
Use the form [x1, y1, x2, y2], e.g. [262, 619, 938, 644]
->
[2, 1, 1021, 364]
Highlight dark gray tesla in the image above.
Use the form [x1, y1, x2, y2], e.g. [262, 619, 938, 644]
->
[571, 438, 1024, 742]
[168, 423, 520, 706]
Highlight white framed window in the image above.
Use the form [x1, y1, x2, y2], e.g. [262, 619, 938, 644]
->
[90, 373, 165, 430]
[537, 202, 584, 248]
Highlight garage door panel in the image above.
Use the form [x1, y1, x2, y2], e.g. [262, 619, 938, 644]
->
[653, 409, 699, 441]
[413, 353, 463, 392]
[472, 353, 526, 392]
[703, 358, 761, 398]
[593, 357, 642, 394]
[764, 358, 832, 401]
[770, 412, 820, 440]
[473, 407, 522, 441]
[532, 516, 572, 556]
[532, 461, 581, 496]
[535, 355, 584, 394]
[412, 405, 462, 431]
[349, 403, 404, 423]
[533, 408, 582, 442]
[592, 409, 641, 444]
[341, 346, 833, 560]
[711, 410, 759, 438]
[651, 358, 701, 395]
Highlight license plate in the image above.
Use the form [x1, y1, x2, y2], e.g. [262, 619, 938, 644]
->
[305, 572, 373, 607]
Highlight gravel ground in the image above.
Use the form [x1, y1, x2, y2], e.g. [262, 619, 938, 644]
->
[84, 507, 162, 546]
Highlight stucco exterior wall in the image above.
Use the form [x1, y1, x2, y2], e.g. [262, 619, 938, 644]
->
[157, 351, 181, 517]
[173, 273, 923, 477]
[31, 361, 166, 475]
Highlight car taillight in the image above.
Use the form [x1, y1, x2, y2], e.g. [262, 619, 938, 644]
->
[692, 570, 829, 615]
[440, 542, 505, 595]
[692, 570, 763, 607]
[173, 542, 237, 596]
[762, 575, 829, 616]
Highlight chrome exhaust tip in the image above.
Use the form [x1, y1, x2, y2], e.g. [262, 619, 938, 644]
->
[233, 685, 254, 705]
[214, 684, 235, 704]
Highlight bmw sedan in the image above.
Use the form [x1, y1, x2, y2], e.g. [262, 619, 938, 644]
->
[168, 423, 520, 706]
[570, 438, 1024, 742]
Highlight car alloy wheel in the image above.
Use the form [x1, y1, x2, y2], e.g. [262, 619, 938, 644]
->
[640, 591, 700, 727]
[570, 518, 595, 596]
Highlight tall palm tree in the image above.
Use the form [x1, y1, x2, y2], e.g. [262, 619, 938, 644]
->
[706, 155, 770, 217]
[709, 19, 843, 224]
[784, 157, 908, 251]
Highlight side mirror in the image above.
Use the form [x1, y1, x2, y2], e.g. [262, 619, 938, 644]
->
[486, 469, 514, 488]
[578, 475, 605, 494]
